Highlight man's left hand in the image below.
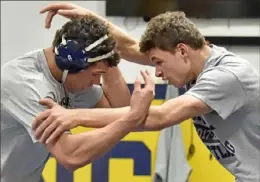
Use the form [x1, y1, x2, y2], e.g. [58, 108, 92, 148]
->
[32, 98, 79, 144]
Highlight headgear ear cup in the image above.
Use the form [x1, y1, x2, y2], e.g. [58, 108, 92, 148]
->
[55, 34, 114, 76]
[55, 40, 89, 73]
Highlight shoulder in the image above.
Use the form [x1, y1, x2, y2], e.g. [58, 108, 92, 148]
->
[197, 66, 240, 86]
[188, 66, 245, 100]
[199, 54, 258, 92]
[216, 54, 258, 79]
[2, 49, 45, 81]
[1, 50, 52, 106]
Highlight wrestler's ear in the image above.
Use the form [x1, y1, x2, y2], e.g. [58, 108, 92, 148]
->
[176, 43, 188, 57]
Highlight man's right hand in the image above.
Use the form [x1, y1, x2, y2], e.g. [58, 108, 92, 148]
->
[128, 70, 155, 124]
[40, 2, 95, 29]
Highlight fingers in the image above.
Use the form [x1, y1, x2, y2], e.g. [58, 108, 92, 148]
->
[140, 70, 155, 89]
[39, 121, 57, 144]
[40, 98, 57, 108]
[40, 3, 74, 14]
[33, 116, 52, 141]
[145, 70, 152, 77]
[40, 3, 77, 28]
[32, 110, 50, 131]
[57, 9, 77, 18]
[140, 70, 147, 83]
[46, 127, 64, 144]
[45, 11, 57, 29]
[134, 76, 142, 91]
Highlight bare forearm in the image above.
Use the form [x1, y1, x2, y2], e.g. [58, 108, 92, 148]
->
[75, 106, 165, 131]
[76, 106, 130, 128]
[138, 106, 166, 131]
[87, 11, 151, 66]
[65, 113, 138, 169]
[116, 40, 152, 66]
[102, 67, 130, 107]
[141, 95, 208, 130]
[108, 24, 152, 66]
[76, 99, 186, 131]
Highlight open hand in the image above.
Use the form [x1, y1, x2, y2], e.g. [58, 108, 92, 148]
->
[40, 2, 92, 28]
[129, 70, 155, 123]
[32, 98, 79, 144]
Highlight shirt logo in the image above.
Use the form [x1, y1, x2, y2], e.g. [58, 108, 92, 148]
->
[193, 116, 236, 160]
[185, 82, 236, 161]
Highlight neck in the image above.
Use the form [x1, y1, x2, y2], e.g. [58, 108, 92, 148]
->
[43, 47, 63, 83]
[189, 45, 212, 81]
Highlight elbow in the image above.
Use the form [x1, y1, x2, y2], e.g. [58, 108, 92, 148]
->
[144, 125, 165, 131]
[56, 153, 93, 171]
[64, 158, 91, 171]
[60, 162, 78, 171]
[61, 160, 81, 171]
[48, 133, 95, 171]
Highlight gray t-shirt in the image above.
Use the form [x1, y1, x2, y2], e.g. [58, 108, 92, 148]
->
[185, 45, 260, 182]
[1, 49, 103, 182]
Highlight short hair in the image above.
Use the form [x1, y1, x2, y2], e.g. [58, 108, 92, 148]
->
[139, 11, 206, 53]
[52, 15, 120, 67]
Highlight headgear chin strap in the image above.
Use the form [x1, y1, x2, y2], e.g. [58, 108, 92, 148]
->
[61, 70, 69, 84]
[55, 34, 115, 84]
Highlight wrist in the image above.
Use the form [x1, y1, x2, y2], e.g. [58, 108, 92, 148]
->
[126, 110, 146, 123]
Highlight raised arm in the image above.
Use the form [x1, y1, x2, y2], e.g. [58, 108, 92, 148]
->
[98, 67, 131, 108]
[40, 2, 151, 66]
